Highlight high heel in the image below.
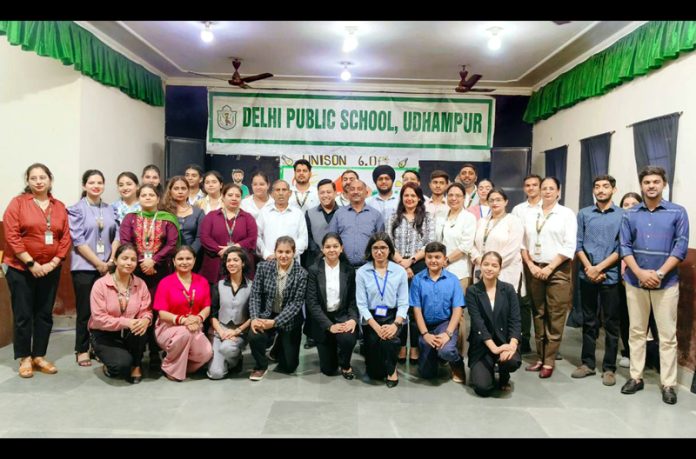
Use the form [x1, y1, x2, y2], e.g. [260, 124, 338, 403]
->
[76, 352, 92, 367]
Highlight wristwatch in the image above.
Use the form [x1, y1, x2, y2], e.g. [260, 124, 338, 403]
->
[656, 270, 665, 280]
[26, 260, 35, 268]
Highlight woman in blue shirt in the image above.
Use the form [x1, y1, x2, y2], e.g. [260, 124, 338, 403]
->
[356, 232, 409, 388]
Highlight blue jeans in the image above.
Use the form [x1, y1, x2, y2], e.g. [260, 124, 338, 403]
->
[418, 320, 462, 379]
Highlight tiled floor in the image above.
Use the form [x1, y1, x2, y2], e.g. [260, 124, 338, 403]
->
[1, 318, 695, 437]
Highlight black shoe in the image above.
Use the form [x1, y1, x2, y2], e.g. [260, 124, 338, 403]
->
[661, 386, 677, 405]
[621, 378, 644, 394]
[386, 378, 399, 388]
[126, 375, 143, 384]
[303, 337, 317, 349]
[341, 368, 355, 380]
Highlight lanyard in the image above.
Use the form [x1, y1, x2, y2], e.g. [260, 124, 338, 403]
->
[294, 190, 309, 209]
[85, 197, 105, 232]
[371, 269, 389, 302]
[222, 207, 238, 244]
[535, 211, 553, 237]
[33, 198, 52, 231]
[142, 212, 159, 249]
[465, 190, 476, 209]
[483, 214, 505, 250]
[182, 288, 196, 309]
[112, 274, 132, 314]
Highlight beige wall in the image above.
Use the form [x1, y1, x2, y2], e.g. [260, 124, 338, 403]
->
[532, 51, 696, 246]
[0, 38, 165, 211]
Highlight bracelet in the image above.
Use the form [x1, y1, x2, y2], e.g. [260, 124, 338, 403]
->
[421, 330, 428, 336]
[176, 315, 183, 325]
[196, 314, 204, 322]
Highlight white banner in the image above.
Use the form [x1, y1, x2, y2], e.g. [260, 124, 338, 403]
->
[207, 90, 494, 162]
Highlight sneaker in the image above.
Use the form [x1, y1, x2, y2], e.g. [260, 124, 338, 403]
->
[571, 365, 596, 379]
[618, 356, 630, 368]
[249, 369, 267, 381]
[450, 362, 466, 384]
[602, 371, 616, 386]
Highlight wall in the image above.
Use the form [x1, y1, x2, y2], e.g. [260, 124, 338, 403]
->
[0, 39, 81, 211]
[532, 50, 696, 240]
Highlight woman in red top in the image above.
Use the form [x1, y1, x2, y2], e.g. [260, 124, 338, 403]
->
[89, 243, 152, 383]
[3, 163, 71, 378]
[153, 246, 213, 381]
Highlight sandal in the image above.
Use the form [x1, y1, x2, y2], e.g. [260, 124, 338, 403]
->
[32, 357, 58, 374]
[18, 357, 34, 378]
[76, 352, 92, 367]
[341, 368, 355, 380]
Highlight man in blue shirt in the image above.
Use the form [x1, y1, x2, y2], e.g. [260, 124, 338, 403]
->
[411, 242, 466, 383]
[572, 175, 623, 386]
[620, 166, 689, 405]
[328, 180, 385, 268]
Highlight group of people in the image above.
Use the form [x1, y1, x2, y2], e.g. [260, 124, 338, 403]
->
[2, 159, 688, 403]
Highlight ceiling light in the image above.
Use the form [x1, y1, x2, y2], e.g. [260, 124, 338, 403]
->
[340, 62, 352, 81]
[487, 27, 503, 51]
[201, 22, 214, 43]
[342, 27, 358, 53]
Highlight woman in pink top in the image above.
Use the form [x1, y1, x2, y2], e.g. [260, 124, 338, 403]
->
[89, 243, 152, 384]
[154, 246, 213, 381]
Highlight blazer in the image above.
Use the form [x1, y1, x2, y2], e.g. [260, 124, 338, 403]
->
[466, 280, 521, 367]
[305, 258, 359, 342]
[249, 259, 308, 331]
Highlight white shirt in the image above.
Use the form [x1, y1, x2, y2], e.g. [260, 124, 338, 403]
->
[512, 199, 542, 251]
[464, 187, 480, 209]
[289, 185, 319, 212]
[425, 197, 448, 221]
[325, 260, 341, 312]
[366, 193, 399, 223]
[187, 189, 205, 206]
[471, 214, 524, 292]
[335, 194, 351, 207]
[256, 205, 308, 259]
[523, 202, 577, 264]
[435, 209, 477, 279]
[240, 195, 274, 221]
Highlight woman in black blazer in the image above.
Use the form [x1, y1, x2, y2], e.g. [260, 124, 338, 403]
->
[306, 233, 359, 379]
[466, 251, 522, 397]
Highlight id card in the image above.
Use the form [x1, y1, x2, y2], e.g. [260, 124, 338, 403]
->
[44, 230, 53, 245]
[534, 243, 542, 257]
[374, 305, 388, 317]
[96, 240, 106, 255]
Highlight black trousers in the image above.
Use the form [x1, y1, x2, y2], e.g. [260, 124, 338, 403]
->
[316, 329, 358, 375]
[249, 323, 302, 372]
[6, 266, 60, 360]
[470, 351, 521, 397]
[363, 314, 401, 380]
[71, 270, 100, 353]
[91, 329, 147, 378]
[579, 280, 621, 372]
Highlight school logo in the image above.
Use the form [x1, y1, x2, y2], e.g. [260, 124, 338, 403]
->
[217, 105, 237, 130]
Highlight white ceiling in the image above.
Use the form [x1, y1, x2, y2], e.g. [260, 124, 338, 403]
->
[83, 20, 637, 94]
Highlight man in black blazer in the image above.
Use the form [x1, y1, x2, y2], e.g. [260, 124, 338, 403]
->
[467, 260, 522, 397]
[305, 235, 359, 379]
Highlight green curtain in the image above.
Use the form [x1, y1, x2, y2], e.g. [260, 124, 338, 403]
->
[0, 21, 164, 107]
[524, 21, 696, 124]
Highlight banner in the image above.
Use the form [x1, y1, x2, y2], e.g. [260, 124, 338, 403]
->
[207, 90, 495, 162]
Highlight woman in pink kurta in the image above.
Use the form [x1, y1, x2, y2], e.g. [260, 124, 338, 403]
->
[89, 243, 152, 383]
[154, 246, 213, 381]
[199, 183, 258, 283]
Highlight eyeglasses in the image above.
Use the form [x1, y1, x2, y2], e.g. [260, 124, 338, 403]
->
[371, 246, 389, 252]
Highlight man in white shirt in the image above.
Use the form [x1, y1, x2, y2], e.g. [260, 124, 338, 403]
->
[424, 170, 449, 220]
[256, 180, 308, 261]
[289, 159, 319, 212]
[511, 174, 542, 355]
[336, 170, 359, 207]
[366, 164, 399, 224]
[457, 163, 479, 209]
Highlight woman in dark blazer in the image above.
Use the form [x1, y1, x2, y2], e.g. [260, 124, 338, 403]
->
[306, 233, 359, 379]
[467, 251, 522, 397]
[248, 236, 308, 381]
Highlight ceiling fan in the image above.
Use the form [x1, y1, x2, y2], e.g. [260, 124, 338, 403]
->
[189, 58, 273, 89]
[455, 65, 492, 93]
